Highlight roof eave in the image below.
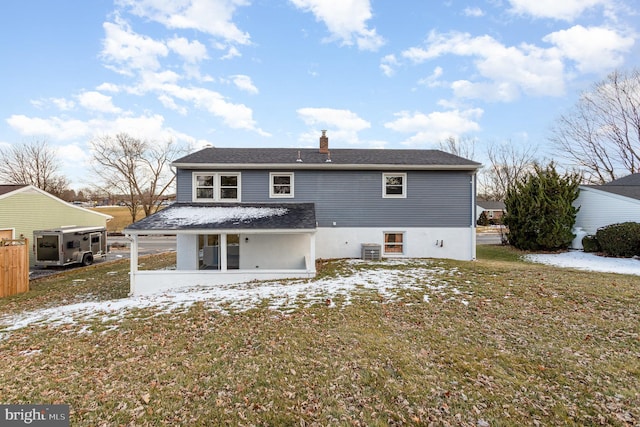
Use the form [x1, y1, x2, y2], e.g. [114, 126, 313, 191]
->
[171, 162, 482, 171]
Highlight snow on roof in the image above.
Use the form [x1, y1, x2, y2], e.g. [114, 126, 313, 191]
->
[157, 206, 289, 227]
[125, 203, 316, 231]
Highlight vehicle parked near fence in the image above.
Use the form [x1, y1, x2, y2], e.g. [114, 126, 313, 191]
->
[33, 226, 107, 267]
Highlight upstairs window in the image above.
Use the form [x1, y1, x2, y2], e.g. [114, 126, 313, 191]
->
[193, 173, 241, 202]
[270, 173, 294, 198]
[383, 173, 406, 198]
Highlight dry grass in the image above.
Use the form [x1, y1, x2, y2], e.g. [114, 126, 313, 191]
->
[0, 247, 638, 426]
[91, 206, 147, 233]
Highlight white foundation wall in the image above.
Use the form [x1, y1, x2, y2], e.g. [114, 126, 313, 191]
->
[131, 269, 316, 295]
[240, 234, 310, 269]
[176, 233, 312, 270]
[315, 227, 475, 261]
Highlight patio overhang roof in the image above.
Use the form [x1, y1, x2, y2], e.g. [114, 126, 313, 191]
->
[124, 202, 317, 235]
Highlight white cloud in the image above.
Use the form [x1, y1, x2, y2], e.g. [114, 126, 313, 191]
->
[402, 31, 566, 100]
[158, 94, 188, 115]
[230, 75, 259, 94]
[116, 0, 251, 45]
[96, 83, 121, 93]
[297, 107, 371, 145]
[7, 113, 197, 149]
[7, 115, 90, 140]
[380, 54, 398, 77]
[221, 46, 241, 60]
[463, 7, 484, 17]
[51, 98, 76, 111]
[418, 66, 444, 88]
[159, 84, 269, 135]
[508, 0, 610, 21]
[297, 107, 370, 131]
[384, 109, 483, 145]
[77, 91, 122, 114]
[289, 0, 384, 51]
[56, 143, 92, 178]
[101, 17, 169, 75]
[543, 25, 635, 73]
[167, 36, 208, 63]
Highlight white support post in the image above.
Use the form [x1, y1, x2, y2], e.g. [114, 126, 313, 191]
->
[128, 234, 139, 295]
[220, 233, 227, 271]
[309, 232, 316, 272]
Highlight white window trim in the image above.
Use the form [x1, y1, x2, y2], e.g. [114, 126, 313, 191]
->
[269, 172, 295, 198]
[382, 173, 407, 198]
[383, 231, 405, 255]
[192, 172, 241, 202]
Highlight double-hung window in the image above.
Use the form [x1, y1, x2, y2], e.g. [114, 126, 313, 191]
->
[193, 172, 240, 202]
[270, 172, 294, 198]
[383, 173, 407, 198]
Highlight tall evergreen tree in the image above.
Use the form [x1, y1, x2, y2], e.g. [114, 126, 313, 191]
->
[503, 162, 580, 251]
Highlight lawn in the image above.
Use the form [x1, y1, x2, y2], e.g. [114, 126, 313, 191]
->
[91, 206, 153, 233]
[0, 247, 638, 426]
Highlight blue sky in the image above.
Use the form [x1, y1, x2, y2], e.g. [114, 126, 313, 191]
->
[1, 0, 639, 189]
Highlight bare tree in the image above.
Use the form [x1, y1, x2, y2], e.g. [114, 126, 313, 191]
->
[438, 136, 477, 160]
[90, 133, 181, 222]
[479, 141, 538, 201]
[0, 139, 69, 197]
[550, 68, 640, 184]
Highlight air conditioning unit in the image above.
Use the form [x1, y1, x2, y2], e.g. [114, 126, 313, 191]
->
[361, 243, 381, 260]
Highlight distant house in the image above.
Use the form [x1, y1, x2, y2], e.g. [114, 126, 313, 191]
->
[125, 131, 481, 295]
[0, 184, 112, 265]
[574, 173, 640, 234]
[476, 199, 505, 223]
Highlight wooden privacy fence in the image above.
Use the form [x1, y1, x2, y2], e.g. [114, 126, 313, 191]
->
[0, 238, 29, 298]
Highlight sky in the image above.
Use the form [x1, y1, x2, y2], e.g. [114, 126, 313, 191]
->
[1, 0, 639, 189]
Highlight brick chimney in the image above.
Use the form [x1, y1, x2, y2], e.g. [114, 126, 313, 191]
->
[319, 130, 329, 154]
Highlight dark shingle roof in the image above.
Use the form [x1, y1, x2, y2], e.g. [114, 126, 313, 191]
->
[0, 184, 28, 196]
[583, 173, 640, 201]
[477, 199, 505, 210]
[125, 202, 316, 232]
[173, 147, 481, 169]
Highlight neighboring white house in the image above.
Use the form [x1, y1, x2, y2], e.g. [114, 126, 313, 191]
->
[476, 199, 505, 223]
[574, 173, 640, 235]
[125, 131, 481, 295]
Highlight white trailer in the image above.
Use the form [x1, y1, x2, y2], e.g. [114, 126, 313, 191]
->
[34, 226, 107, 267]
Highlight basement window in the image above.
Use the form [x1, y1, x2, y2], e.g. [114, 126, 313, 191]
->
[384, 232, 404, 254]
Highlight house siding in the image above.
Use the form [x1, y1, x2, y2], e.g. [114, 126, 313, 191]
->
[574, 187, 640, 234]
[177, 168, 474, 228]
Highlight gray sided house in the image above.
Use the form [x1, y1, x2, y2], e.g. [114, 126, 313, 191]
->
[125, 132, 481, 295]
[574, 173, 640, 234]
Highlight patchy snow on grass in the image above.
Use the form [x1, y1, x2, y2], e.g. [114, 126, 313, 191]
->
[525, 250, 640, 276]
[0, 259, 472, 338]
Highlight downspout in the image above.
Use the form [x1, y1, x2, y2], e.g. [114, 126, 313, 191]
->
[470, 173, 477, 261]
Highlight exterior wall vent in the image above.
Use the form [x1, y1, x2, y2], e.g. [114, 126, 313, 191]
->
[361, 243, 381, 260]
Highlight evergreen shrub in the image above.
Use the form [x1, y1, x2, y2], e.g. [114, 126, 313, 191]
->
[595, 222, 640, 257]
[581, 235, 600, 253]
